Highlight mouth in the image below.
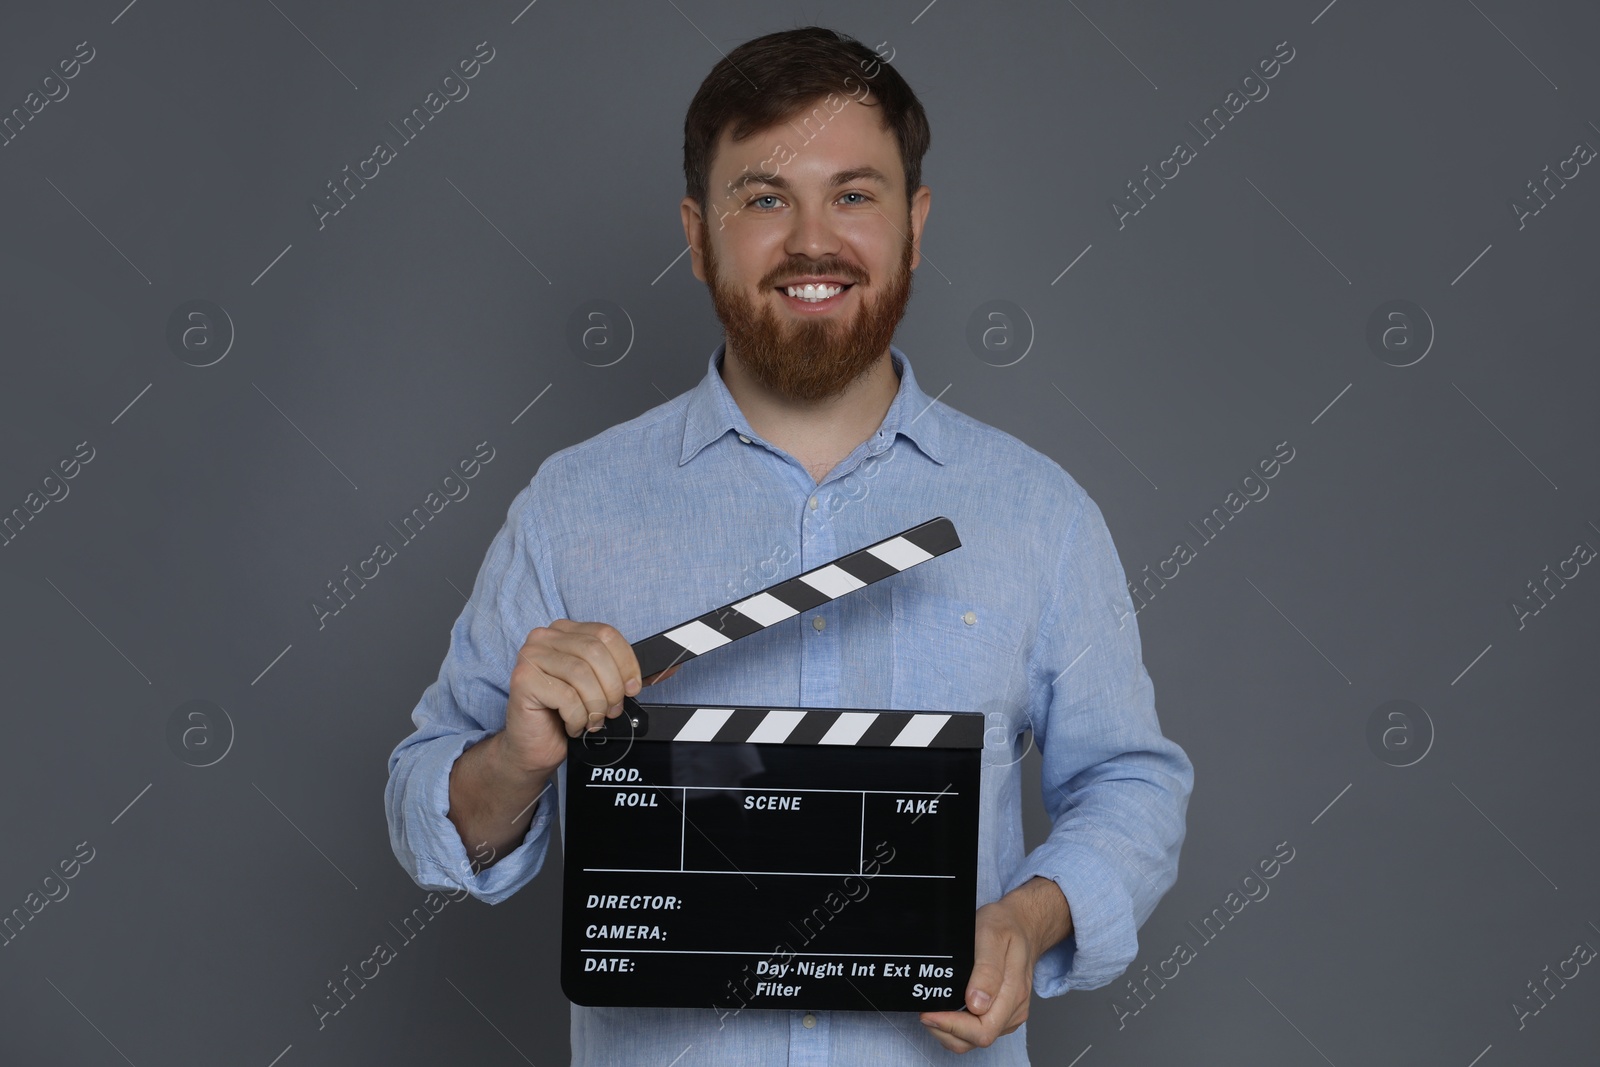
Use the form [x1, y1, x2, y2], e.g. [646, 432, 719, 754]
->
[772, 281, 856, 313]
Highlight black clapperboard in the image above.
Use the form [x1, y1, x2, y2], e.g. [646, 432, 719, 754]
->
[560, 517, 982, 1013]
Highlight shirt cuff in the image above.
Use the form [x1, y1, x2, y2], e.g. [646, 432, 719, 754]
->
[395, 730, 555, 904]
[1006, 838, 1136, 997]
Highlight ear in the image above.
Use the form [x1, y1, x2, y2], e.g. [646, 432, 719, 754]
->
[681, 196, 708, 283]
[908, 185, 932, 272]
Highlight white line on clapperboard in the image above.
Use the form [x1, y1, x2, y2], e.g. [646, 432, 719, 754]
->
[595, 784, 963, 877]
[584, 785, 960, 795]
[584, 868, 956, 878]
[580, 950, 956, 957]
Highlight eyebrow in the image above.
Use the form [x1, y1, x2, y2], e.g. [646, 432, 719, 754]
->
[726, 166, 891, 194]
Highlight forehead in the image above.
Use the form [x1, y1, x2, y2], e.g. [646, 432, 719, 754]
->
[710, 96, 902, 186]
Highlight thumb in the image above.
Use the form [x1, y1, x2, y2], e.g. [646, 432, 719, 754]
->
[966, 969, 998, 1014]
[966, 926, 1006, 1014]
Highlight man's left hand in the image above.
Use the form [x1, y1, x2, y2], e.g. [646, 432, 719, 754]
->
[918, 877, 1072, 1054]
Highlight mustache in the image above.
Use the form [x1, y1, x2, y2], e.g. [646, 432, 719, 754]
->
[764, 265, 867, 287]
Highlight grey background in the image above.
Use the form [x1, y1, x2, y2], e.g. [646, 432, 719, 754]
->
[1, 0, 1596, 1064]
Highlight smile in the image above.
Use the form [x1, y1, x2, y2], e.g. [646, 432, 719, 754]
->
[774, 282, 855, 312]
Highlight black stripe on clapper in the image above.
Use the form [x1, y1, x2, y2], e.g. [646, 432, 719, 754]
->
[856, 711, 915, 747]
[783, 709, 843, 746]
[830, 545, 900, 586]
[759, 575, 831, 617]
[900, 516, 961, 558]
[631, 633, 695, 680]
[709, 707, 768, 744]
[927, 713, 984, 749]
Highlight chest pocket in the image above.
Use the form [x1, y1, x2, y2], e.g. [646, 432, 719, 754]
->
[889, 586, 1026, 712]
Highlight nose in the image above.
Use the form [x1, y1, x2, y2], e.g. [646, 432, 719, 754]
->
[783, 198, 844, 262]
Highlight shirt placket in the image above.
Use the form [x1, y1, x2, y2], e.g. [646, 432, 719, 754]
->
[786, 439, 885, 1063]
[798, 480, 842, 711]
[789, 1008, 830, 1066]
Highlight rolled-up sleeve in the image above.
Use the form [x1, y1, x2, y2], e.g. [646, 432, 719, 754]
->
[383, 474, 565, 904]
[1006, 491, 1194, 997]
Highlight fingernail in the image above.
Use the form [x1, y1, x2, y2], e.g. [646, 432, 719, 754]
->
[609, 702, 622, 715]
[970, 990, 992, 1012]
[626, 677, 641, 694]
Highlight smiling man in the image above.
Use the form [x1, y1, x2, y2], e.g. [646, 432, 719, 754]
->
[385, 25, 1193, 1066]
[689, 82, 921, 485]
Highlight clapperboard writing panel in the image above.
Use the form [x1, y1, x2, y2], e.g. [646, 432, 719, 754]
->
[560, 517, 983, 1013]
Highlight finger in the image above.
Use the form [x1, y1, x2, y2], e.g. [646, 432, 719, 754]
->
[542, 623, 628, 728]
[964, 924, 1008, 1016]
[524, 637, 612, 731]
[976, 934, 1033, 1036]
[586, 622, 645, 700]
[936, 904, 1005, 1033]
[919, 1013, 975, 1054]
[992, 937, 1033, 1034]
[553, 621, 638, 721]
[512, 667, 589, 738]
[533, 645, 610, 723]
[916, 910, 1007, 1047]
[642, 663, 682, 686]
[934, 936, 1031, 1049]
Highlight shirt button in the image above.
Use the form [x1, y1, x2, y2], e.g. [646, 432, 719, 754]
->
[802, 1013, 817, 1028]
[738, 434, 751, 444]
[963, 610, 977, 625]
[813, 616, 826, 631]
[808, 495, 818, 510]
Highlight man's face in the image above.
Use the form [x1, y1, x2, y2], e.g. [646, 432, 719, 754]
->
[683, 95, 931, 403]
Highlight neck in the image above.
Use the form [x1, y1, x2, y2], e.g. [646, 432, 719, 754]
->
[720, 345, 901, 478]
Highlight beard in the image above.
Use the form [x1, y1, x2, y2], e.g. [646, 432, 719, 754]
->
[701, 215, 916, 403]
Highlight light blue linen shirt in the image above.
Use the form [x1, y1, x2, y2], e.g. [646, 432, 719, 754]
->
[385, 342, 1193, 1065]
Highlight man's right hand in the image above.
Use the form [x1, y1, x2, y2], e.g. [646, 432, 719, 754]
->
[500, 619, 682, 774]
[446, 619, 681, 869]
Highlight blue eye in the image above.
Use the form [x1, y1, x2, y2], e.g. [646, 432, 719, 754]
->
[745, 191, 872, 210]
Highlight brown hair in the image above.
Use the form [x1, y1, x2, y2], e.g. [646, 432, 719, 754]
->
[682, 26, 931, 218]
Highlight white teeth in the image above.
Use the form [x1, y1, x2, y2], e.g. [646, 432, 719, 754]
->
[783, 283, 845, 301]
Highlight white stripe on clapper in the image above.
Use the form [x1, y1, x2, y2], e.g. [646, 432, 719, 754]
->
[732, 591, 799, 626]
[867, 535, 934, 571]
[798, 564, 867, 599]
[820, 712, 878, 745]
[745, 709, 807, 744]
[675, 708, 735, 741]
[890, 714, 950, 747]
[663, 620, 734, 655]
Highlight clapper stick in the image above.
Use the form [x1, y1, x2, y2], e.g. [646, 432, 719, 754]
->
[626, 514, 960, 692]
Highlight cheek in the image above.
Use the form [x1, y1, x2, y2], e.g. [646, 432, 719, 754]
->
[719, 234, 781, 285]
[844, 228, 906, 278]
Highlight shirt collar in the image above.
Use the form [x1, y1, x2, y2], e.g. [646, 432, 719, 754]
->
[679, 341, 946, 467]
